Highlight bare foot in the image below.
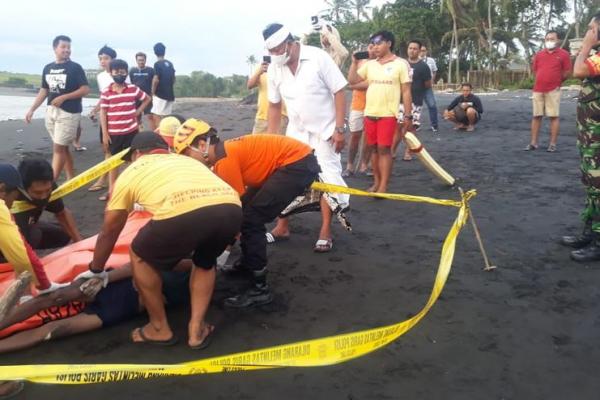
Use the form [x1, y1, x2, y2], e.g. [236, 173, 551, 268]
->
[367, 184, 378, 193]
[188, 322, 214, 348]
[131, 323, 173, 343]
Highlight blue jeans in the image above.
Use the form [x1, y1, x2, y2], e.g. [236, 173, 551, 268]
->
[423, 88, 439, 128]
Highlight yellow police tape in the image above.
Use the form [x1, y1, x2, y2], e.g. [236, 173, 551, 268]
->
[10, 149, 129, 214]
[0, 186, 477, 384]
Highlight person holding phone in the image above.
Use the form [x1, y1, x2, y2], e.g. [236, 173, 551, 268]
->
[563, 12, 600, 262]
[443, 83, 483, 132]
[247, 56, 288, 134]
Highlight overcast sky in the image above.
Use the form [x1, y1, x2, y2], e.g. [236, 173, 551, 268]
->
[0, 0, 387, 77]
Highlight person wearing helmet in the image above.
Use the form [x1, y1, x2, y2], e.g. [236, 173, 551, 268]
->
[75, 132, 242, 348]
[173, 119, 320, 308]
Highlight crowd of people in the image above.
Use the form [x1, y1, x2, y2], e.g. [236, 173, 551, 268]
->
[1, 11, 600, 398]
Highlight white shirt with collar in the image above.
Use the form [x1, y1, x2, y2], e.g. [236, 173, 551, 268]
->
[424, 57, 438, 74]
[267, 44, 347, 142]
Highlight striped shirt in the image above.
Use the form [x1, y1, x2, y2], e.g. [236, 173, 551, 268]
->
[100, 83, 147, 135]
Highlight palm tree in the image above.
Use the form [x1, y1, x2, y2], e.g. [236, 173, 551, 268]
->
[323, 0, 352, 24]
[246, 55, 257, 76]
[349, 0, 371, 21]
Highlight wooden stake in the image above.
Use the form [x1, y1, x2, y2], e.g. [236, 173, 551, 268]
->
[459, 187, 497, 271]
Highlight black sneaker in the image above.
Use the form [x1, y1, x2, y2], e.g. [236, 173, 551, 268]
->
[224, 285, 274, 308]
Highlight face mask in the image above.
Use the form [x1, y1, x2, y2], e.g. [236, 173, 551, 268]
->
[113, 75, 127, 84]
[271, 45, 290, 67]
[30, 198, 49, 208]
[544, 41, 557, 50]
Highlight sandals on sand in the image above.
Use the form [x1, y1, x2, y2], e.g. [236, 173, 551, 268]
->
[524, 144, 538, 151]
[88, 182, 106, 192]
[314, 239, 333, 253]
[547, 144, 557, 152]
[131, 327, 178, 346]
[266, 232, 289, 244]
[190, 324, 215, 350]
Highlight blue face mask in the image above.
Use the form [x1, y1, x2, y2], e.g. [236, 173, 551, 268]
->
[113, 75, 127, 84]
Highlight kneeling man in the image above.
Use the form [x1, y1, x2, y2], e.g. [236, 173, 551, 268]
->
[443, 83, 483, 132]
[77, 132, 242, 349]
[174, 120, 320, 308]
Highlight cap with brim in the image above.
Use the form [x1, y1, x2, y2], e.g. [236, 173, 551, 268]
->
[155, 116, 181, 148]
[0, 163, 27, 196]
[123, 131, 169, 161]
[264, 25, 292, 50]
[173, 118, 213, 154]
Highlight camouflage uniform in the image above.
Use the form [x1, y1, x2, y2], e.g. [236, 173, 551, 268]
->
[576, 75, 600, 232]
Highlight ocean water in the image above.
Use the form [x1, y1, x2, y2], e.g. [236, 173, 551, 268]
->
[0, 95, 97, 121]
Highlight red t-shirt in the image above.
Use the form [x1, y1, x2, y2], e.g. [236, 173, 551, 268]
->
[100, 83, 146, 136]
[532, 48, 572, 93]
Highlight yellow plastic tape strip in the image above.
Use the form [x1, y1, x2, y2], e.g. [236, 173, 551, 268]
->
[0, 190, 476, 385]
[10, 149, 129, 214]
[310, 181, 463, 208]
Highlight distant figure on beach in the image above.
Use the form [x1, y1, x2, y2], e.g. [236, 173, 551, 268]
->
[525, 30, 572, 152]
[129, 52, 155, 129]
[150, 42, 176, 130]
[562, 12, 600, 262]
[263, 23, 349, 253]
[419, 45, 439, 133]
[99, 59, 151, 196]
[393, 39, 432, 161]
[348, 30, 413, 193]
[443, 83, 483, 132]
[246, 56, 288, 134]
[14, 158, 82, 250]
[25, 35, 90, 181]
[88, 45, 118, 200]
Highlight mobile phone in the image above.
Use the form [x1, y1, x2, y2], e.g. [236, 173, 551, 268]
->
[263, 56, 271, 64]
[311, 15, 319, 25]
[354, 51, 369, 60]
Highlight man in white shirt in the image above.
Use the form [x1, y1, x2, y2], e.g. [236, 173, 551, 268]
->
[419, 45, 439, 132]
[264, 23, 349, 253]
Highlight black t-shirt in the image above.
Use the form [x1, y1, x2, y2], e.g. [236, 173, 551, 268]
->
[408, 60, 432, 106]
[129, 67, 155, 95]
[154, 59, 176, 101]
[13, 188, 65, 236]
[447, 94, 484, 114]
[41, 60, 88, 114]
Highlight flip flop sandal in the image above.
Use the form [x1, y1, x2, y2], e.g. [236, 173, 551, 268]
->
[266, 232, 290, 244]
[88, 183, 106, 192]
[190, 325, 215, 350]
[0, 381, 24, 400]
[314, 239, 333, 253]
[98, 192, 109, 201]
[131, 327, 178, 346]
[75, 146, 87, 152]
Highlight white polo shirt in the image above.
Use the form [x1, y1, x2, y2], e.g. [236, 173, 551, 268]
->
[424, 57, 438, 74]
[268, 44, 347, 141]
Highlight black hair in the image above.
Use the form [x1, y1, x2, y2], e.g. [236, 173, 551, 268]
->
[262, 23, 294, 43]
[17, 158, 53, 189]
[98, 45, 117, 59]
[154, 42, 166, 57]
[135, 52, 146, 59]
[109, 59, 129, 72]
[370, 30, 395, 51]
[461, 82, 473, 89]
[408, 39, 423, 48]
[52, 35, 71, 48]
[545, 30, 560, 39]
[166, 114, 186, 123]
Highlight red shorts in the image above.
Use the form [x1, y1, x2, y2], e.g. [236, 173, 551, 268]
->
[364, 116, 397, 147]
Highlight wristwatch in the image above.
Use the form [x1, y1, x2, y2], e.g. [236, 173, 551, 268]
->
[88, 261, 104, 273]
[404, 115, 414, 120]
[335, 126, 346, 134]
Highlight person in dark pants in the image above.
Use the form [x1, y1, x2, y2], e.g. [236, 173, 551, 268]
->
[13, 158, 82, 250]
[174, 119, 321, 308]
[443, 83, 484, 132]
[129, 51, 155, 129]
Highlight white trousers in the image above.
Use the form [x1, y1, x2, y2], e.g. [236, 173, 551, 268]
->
[286, 125, 350, 209]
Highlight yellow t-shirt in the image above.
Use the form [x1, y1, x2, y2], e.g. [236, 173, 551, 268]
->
[255, 67, 286, 121]
[357, 58, 412, 117]
[108, 153, 241, 220]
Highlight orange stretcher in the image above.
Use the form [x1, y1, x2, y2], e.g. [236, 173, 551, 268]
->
[0, 212, 151, 338]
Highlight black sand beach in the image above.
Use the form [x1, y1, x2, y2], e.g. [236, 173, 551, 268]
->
[1, 90, 598, 399]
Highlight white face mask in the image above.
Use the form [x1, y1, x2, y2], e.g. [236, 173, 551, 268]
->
[271, 45, 290, 66]
[545, 40, 557, 50]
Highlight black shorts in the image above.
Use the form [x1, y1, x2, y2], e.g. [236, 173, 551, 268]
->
[131, 203, 242, 270]
[109, 131, 137, 155]
[83, 278, 139, 327]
